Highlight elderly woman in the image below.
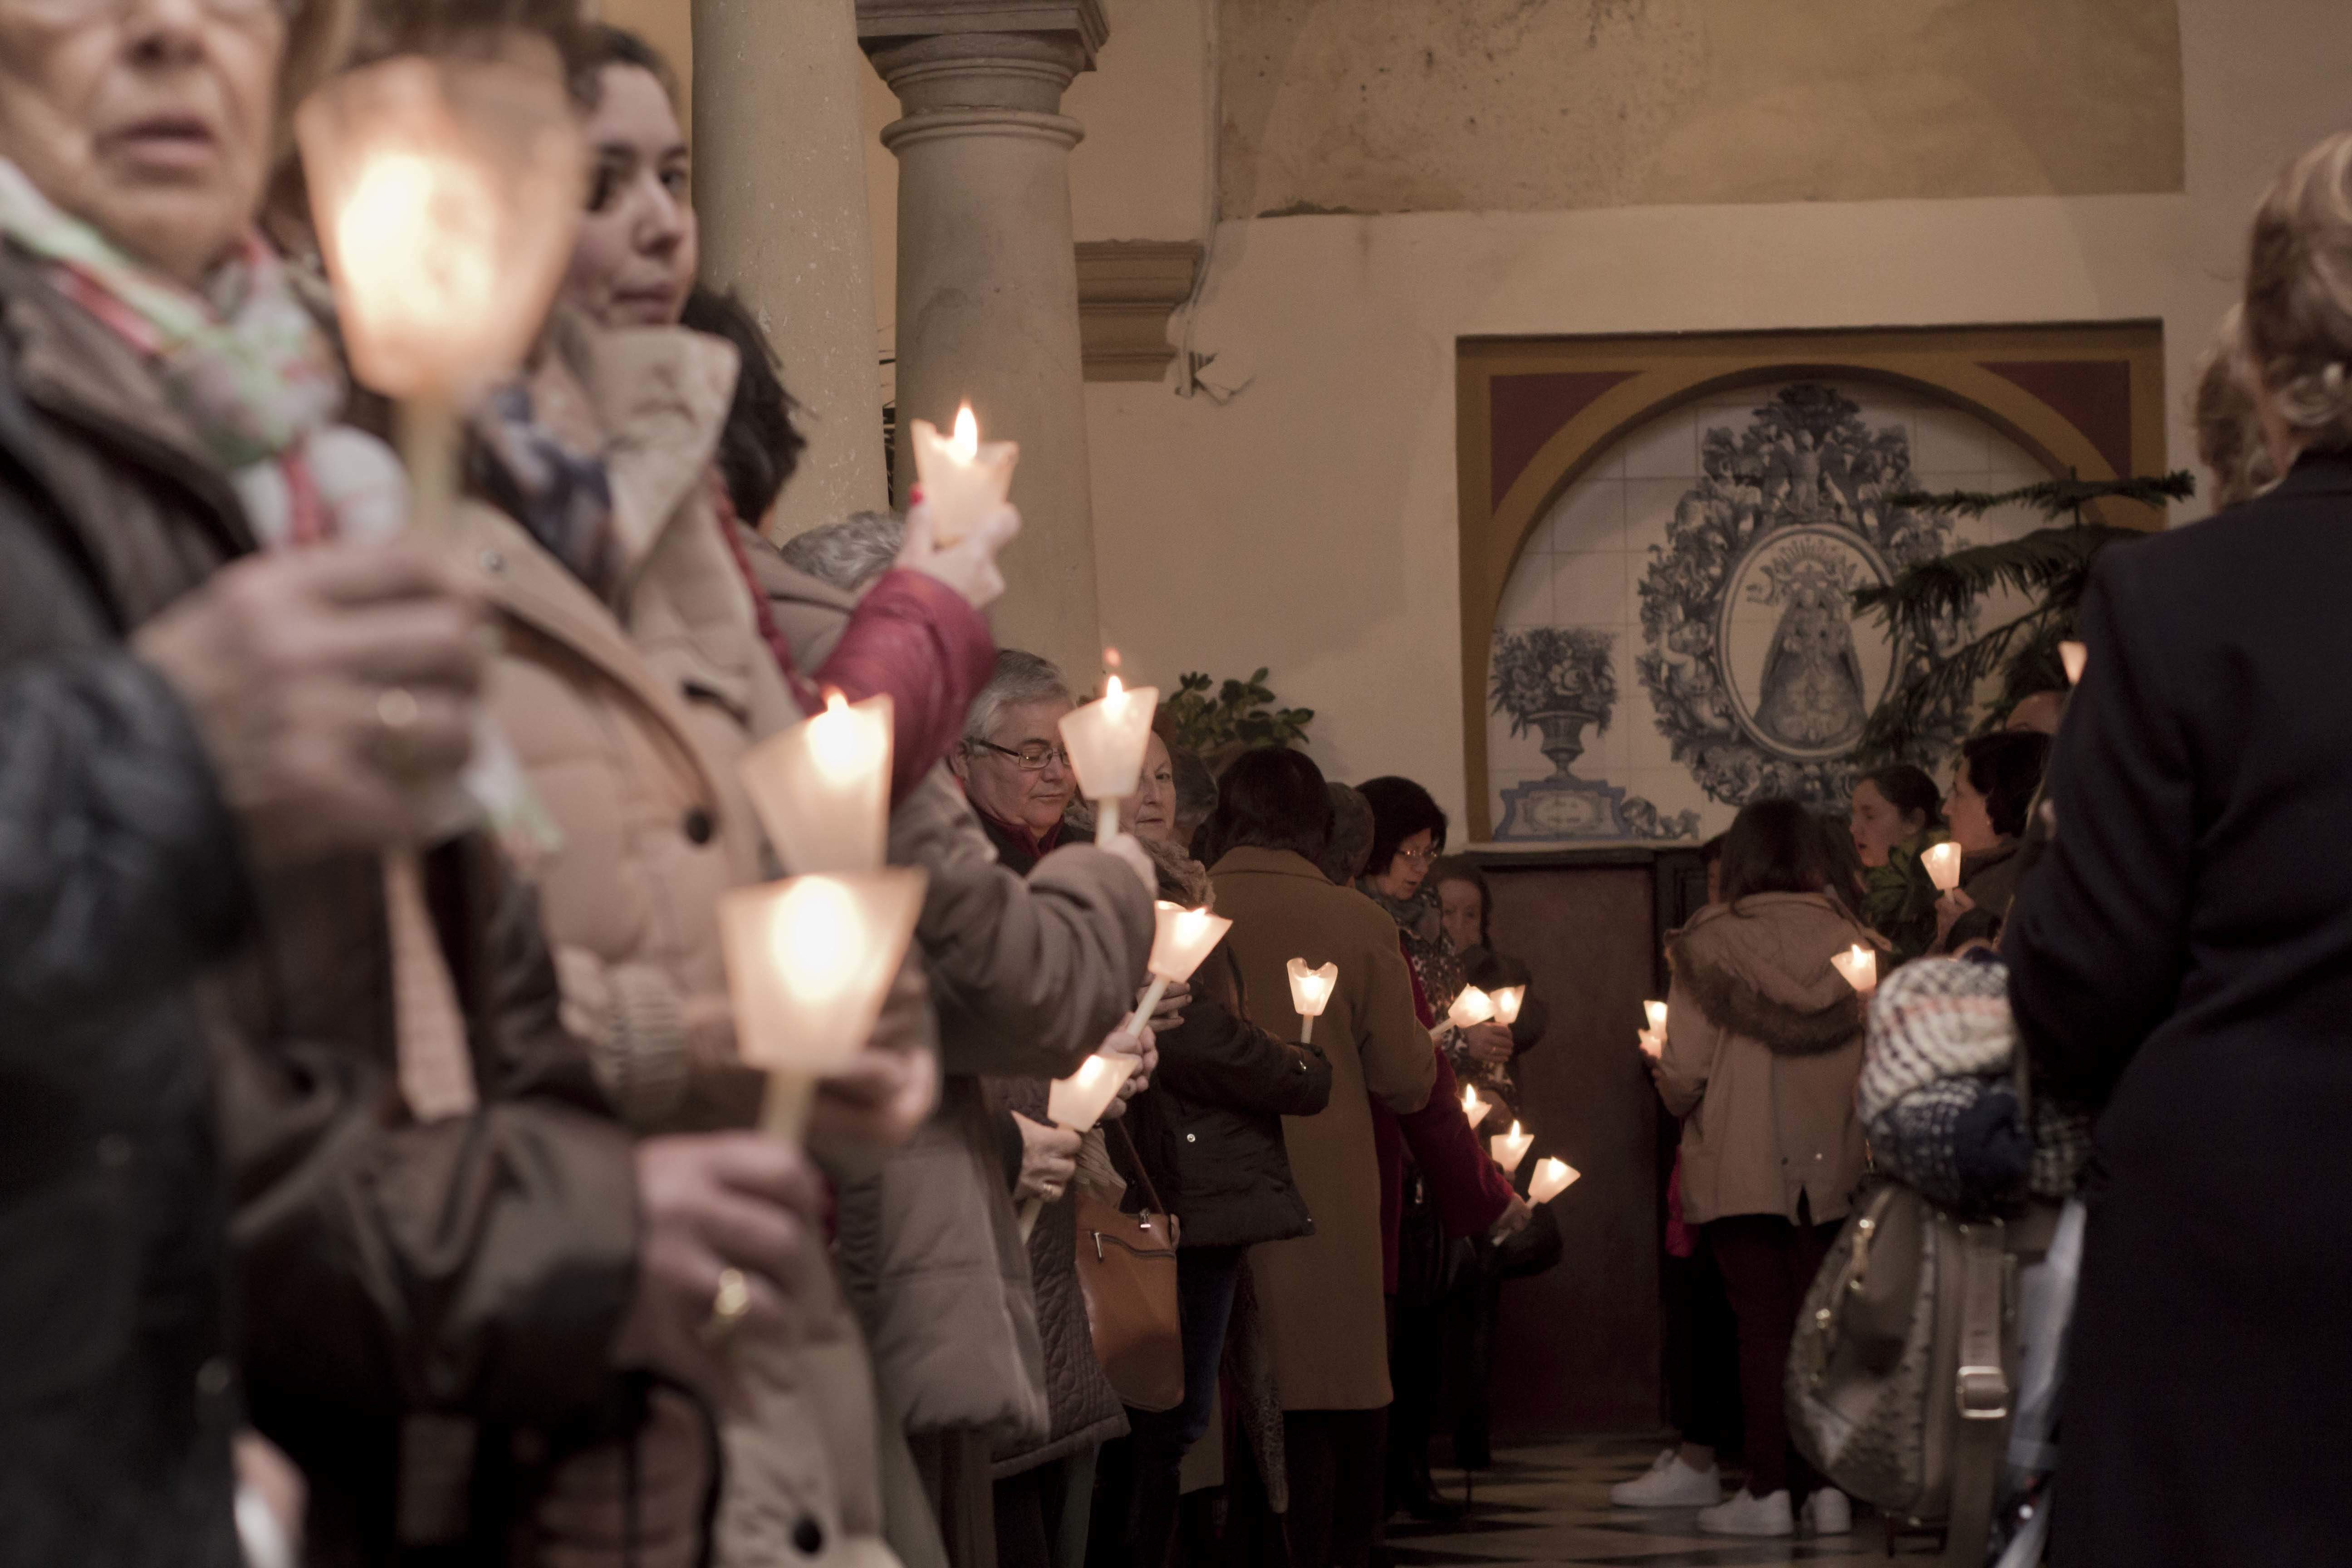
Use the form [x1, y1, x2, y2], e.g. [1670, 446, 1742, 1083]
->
[0, 3, 827, 1561]
[2006, 129, 2352, 1566]
[1209, 749, 1437, 1568]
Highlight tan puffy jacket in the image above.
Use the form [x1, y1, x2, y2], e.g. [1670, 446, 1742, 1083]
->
[463, 317, 903, 1568]
[1657, 892, 1870, 1227]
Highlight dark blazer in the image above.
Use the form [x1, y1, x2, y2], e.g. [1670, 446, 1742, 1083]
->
[1120, 945, 1333, 1249]
[2005, 451, 2352, 1568]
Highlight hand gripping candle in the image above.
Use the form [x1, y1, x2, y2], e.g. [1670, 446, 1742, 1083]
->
[1286, 958, 1338, 1044]
[1126, 903, 1233, 1039]
[1015, 1050, 1145, 1242]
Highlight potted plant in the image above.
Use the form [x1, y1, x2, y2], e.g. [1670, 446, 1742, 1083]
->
[1490, 628, 1618, 776]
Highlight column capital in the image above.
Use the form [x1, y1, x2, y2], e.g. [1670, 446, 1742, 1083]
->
[855, 0, 1108, 69]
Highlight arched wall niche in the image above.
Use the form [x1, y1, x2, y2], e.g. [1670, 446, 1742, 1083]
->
[1456, 323, 2167, 842]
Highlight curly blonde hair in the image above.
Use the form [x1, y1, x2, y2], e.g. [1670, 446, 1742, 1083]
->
[2244, 131, 2352, 456]
[2192, 305, 2278, 508]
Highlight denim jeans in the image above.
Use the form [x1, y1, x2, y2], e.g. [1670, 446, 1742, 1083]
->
[1121, 1244, 1245, 1565]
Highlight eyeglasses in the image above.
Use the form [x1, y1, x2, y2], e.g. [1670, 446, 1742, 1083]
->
[968, 739, 1070, 773]
[1393, 844, 1440, 868]
[8, 0, 294, 21]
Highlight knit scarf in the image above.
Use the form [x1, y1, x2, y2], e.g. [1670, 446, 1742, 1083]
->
[0, 158, 361, 544]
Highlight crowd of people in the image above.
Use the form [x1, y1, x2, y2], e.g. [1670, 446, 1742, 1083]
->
[5, 3, 2352, 1568]
[0, 6, 1545, 1567]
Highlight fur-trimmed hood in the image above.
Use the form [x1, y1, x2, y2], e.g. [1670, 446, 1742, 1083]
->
[1669, 892, 1870, 1057]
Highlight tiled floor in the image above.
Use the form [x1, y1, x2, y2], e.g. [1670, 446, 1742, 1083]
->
[1385, 1437, 1937, 1567]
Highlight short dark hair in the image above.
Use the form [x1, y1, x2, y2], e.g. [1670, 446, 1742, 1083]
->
[1318, 782, 1374, 885]
[679, 286, 808, 527]
[1357, 775, 1448, 881]
[1206, 747, 1332, 866]
[1960, 730, 2052, 840]
[1429, 855, 1493, 949]
[1718, 797, 1842, 904]
[1857, 764, 1945, 834]
[575, 22, 680, 108]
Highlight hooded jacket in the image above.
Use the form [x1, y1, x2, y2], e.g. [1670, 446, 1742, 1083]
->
[1657, 892, 1870, 1227]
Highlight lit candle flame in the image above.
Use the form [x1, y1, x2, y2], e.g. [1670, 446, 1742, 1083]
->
[950, 402, 979, 462]
[808, 688, 888, 784]
[1105, 672, 1125, 704]
[2060, 640, 2087, 686]
[1831, 943, 1879, 995]
[770, 879, 860, 1004]
[1644, 1000, 1668, 1032]
[1923, 840, 1964, 893]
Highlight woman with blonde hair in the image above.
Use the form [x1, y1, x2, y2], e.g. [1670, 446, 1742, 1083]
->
[2006, 128, 2352, 1566]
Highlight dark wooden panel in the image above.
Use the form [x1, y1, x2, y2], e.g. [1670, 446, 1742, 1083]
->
[1479, 862, 1662, 1437]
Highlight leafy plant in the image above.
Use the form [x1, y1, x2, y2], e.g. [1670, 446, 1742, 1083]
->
[1162, 669, 1314, 755]
[1490, 627, 1619, 735]
[1852, 470, 2196, 762]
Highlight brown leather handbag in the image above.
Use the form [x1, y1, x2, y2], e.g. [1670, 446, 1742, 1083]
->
[1075, 1123, 1185, 1412]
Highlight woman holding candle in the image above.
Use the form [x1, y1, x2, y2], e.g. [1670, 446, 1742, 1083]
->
[1206, 749, 1440, 1568]
[2002, 131, 2352, 1567]
[1651, 798, 1867, 1539]
[1850, 763, 1948, 968]
[1932, 730, 2050, 952]
[1095, 733, 1334, 1568]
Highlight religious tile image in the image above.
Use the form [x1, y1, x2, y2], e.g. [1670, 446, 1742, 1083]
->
[1489, 381, 2050, 843]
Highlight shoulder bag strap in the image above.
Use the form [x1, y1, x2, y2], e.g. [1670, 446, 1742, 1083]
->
[1112, 1119, 1176, 1228]
[1942, 1218, 2012, 1566]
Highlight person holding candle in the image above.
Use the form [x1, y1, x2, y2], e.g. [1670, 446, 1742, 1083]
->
[1092, 733, 1333, 1568]
[1849, 763, 1948, 969]
[1651, 798, 1868, 1539]
[1205, 749, 1442, 1568]
[559, 27, 1006, 809]
[1932, 730, 2050, 953]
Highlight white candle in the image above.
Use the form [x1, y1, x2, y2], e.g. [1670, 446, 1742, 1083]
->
[1490, 1121, 1534, 1176]
[1644, 999, 1668, 1033]
[2059, 640, 2088, 686]
[1058, 669, 1159, 845]
[1831, 944, 1879, 996]
[1461, 1083, 1493, 1131]
[1490, 985, 1526, 1027]
[1638, 1028, 1665, 1061]
[739, 690, 892, 875]
[1047, 1052, 1140, 1134]
[1529, 1156, 1580, 1205]
[1126, 902, 1234, 1038]
[1286, 958, 1337, 1044]
[717, 867, 929, 1139]
[1922, 840, 1965, 893]
[910, 403, 1019, 548]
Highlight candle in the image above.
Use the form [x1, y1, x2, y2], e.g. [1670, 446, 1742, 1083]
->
[1831, 944, 1880, 997]
[738, 691, 892, 876]
[1922, 840, 1964, 893]
[1638, 1029, 1664, 1061]
[1461, 1083, 1493, 1131]
[1490, 985, 1526, 1027]
[1126, 902, 1234, 1038]
[1490, 1121, 1534, 1176]
[1286, 958, 1338, 1044]
[1058, 666, 1160, 845]
[1644, 1000, 1668, 1033]
[1529, 1156, 1580, 1205]
[2059, 640, 2088, 686]
[1018, 1051, 1142, 1241]
[910, 403, 1019, 548]
[1435, 985, 1497, 1041]
[717, 867, 929, 1139]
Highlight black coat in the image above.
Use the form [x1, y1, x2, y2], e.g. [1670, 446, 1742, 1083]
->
[2005, 452, 2352, 1568]
[1118, 946, 1333, 1249]
[0, 283, 250, 1566]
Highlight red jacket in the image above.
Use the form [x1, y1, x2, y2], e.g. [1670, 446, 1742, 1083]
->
[1372, 935, 1514, 1291]
[712, 480, 996, 804]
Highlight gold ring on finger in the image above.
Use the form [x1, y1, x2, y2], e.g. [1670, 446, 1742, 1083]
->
[701, 1266, 752, 1344]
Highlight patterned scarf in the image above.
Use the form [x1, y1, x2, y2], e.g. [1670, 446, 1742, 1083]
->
[0, 159, 355, 544]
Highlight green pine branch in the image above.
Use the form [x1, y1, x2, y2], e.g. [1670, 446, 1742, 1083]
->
[1885, 470, 2195, 522]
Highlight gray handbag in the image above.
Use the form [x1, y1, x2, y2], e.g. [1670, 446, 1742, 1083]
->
[1786, 1048, 2060, 1566]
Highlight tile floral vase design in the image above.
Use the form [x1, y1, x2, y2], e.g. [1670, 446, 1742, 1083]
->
[1491, 628, 1698, 841]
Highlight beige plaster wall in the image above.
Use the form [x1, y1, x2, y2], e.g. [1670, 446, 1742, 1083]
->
[1063, 0, 2352, 833]
[1220, 0, 2188, 218]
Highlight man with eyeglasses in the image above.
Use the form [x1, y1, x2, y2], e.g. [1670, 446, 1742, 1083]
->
[951, 648, 1086, 873]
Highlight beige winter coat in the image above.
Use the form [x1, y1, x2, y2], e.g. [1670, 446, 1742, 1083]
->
[463, 318, 902, 1568]
[1656, 892, 1870, 1227]
[1211, 847, 1436, 1412]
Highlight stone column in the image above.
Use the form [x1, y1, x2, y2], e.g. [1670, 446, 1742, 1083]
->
[859, 0, 1108, 685]
[694, 0, 890, 540]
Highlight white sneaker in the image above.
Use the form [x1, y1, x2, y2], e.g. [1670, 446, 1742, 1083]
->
[1803, 1487, 1853, 1535]
[1696, 1488, 1794, 1537]
[1609, 1449, 1724, 1508]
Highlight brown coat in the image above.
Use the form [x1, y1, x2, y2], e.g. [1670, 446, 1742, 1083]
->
[1657, 893, 1870, 1226]
[0, 250, 638, 1565]
[1210, 848, 1436, 1412]
[466, 319, 901, 1568]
